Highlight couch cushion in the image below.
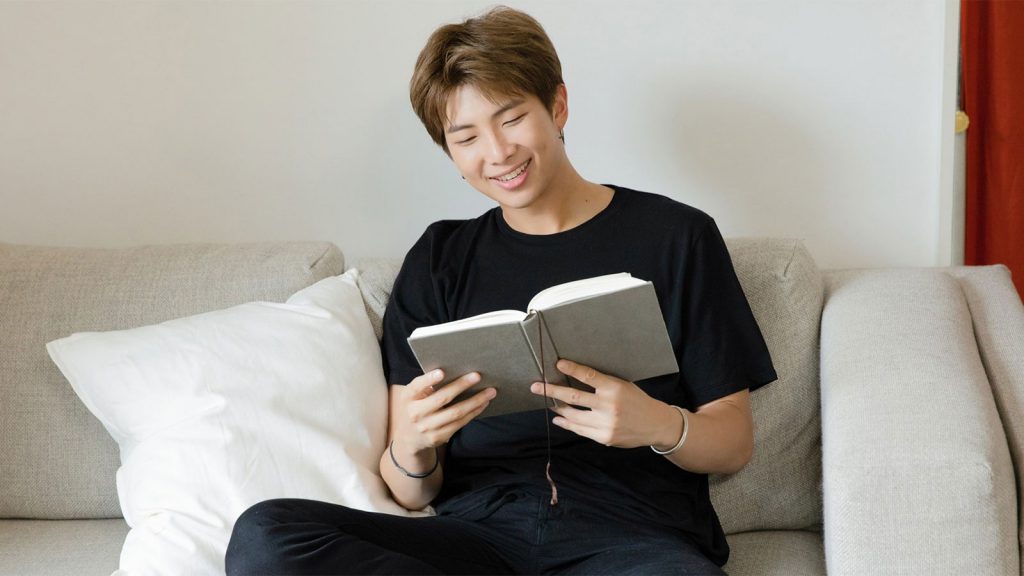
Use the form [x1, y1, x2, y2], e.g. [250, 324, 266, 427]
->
[0, 518, 128, 575]
[723, 530, 825, 576]
[351, 257, 402, 342]
[0, 242, 344, 519]
[0, 522, 827, 576]
[354, 238, 825, 533]
[709, 238, 824, 533]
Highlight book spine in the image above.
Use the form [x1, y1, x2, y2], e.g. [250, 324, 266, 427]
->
[521, 310, 562, 385]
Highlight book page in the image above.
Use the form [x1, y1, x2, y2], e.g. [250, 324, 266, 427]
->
[527, 272, 645, 311]
[408, 309, 526, 338]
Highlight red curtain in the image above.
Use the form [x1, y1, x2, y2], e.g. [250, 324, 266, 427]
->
[961, 0, 1024, 301]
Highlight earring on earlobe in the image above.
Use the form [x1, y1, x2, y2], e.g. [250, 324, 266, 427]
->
[558, 129, 565, 143]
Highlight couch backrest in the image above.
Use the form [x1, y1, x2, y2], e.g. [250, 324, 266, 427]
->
[2, 237, 822, 529]
[354, 236, 825, 533]
[711, 238, 824, 533]
[0, 242, 344, 519]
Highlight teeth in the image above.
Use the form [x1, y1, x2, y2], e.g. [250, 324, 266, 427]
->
[495, 160, 529, 182]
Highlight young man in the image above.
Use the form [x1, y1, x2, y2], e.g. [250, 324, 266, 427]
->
[226, 6, 776, 575]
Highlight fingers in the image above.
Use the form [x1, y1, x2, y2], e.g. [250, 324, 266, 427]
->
[555, 359, 608, 388]
[405, 370, 490, 433]
[550, 412, 584, 433]
[549, 403, 600, 427]
[408, 369, 444, 399]
[417, 388, 496, 440]
[549, 409, 604, 442]
[530, 381, 596, 408]
[407, 370, 480, 408]
[423, 371, 483, 412]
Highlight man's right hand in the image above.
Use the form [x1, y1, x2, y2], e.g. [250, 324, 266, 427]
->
[390, 369, 497, 455]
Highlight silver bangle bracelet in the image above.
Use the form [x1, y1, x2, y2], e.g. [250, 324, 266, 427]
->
[651, 405, 689, 456]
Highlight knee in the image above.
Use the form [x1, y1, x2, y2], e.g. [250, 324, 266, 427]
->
[224, 498, 302, 575]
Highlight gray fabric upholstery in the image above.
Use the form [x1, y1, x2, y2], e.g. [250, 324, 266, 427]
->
[4, 240, 1022, 575]
[821, 268, 1018, 575]
[711, 238, 824, 533]
[0, 523, 828, 576]
[351, 256, 402, 342]
[0, 518, 129, 575]
[944, 265, 1024, 575]
[723, 530, 825, 576]
[0, 242, 345, 519]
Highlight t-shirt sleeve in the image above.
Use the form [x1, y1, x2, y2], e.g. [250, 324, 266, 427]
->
[677, 216, 778, 409]
[380, 228, 446, 387]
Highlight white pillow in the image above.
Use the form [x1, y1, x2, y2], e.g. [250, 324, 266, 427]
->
[46, 269, 426, 576]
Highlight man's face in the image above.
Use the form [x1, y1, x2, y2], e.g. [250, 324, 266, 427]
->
[443, 84, 568, 211]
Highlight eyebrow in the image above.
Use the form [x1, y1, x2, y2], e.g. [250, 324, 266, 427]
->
[446, 98, 526, 134]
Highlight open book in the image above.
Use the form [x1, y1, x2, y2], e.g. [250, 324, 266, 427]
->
[407, 273, 679, 418]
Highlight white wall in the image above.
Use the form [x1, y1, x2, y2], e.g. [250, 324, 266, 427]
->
[0, 0, 960, 269]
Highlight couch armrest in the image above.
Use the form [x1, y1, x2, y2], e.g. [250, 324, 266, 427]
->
[944, 265, 1024, 576]
[820, 269, 1017, 575]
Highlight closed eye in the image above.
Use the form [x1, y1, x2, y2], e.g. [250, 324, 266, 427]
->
[456, 136, 477, 146]
[503, 113, 526, 127]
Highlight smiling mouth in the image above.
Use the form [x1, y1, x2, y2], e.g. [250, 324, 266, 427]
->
[491, 159, 531, 182]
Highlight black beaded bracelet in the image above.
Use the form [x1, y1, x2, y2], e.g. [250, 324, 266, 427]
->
[389, 440, 439, 479]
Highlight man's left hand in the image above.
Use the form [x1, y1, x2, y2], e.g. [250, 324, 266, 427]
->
[529, 358, 678, 449]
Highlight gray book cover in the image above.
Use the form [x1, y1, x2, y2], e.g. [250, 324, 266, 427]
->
[407, 280, 679, 418]
[536, 283, 679, 383]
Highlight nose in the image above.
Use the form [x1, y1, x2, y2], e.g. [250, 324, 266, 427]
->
[484, 130, 516, 165]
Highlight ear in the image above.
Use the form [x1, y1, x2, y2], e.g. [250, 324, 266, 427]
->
[552, 83, 568, 132]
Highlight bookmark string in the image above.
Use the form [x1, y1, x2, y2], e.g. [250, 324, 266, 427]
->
[537, 311, 559, 506]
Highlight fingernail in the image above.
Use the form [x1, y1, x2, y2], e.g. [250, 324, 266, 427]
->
[530, 383, 541, 393]
[488, 388, 497, 398]
[433, 369, 443, 380]
[469, 372, 481, 383]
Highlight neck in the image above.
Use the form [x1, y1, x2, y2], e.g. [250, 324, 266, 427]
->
[500, 164, 613, 235]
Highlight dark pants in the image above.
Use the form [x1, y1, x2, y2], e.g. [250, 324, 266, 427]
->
[225, 485, 725, 575]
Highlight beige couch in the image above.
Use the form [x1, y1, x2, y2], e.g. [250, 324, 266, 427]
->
[1, 239, 1022, 575]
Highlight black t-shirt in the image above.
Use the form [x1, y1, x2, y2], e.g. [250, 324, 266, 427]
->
[380, 185, 778, 566]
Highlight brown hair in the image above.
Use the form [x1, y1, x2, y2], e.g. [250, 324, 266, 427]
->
[409, 6, 564, 153]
